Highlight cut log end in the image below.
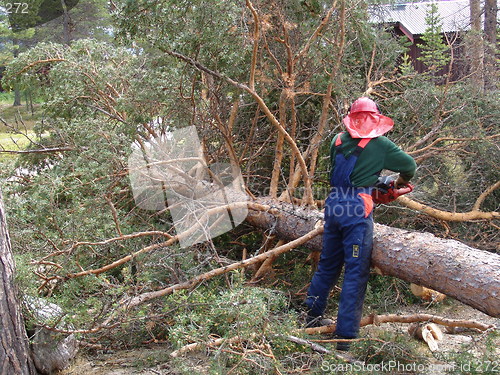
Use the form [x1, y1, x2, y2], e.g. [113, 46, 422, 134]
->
[410, 283, 447, 303]
[408, 323, 443, 352]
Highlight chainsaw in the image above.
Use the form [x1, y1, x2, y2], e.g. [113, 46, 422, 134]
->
[371, 176, 414, 204]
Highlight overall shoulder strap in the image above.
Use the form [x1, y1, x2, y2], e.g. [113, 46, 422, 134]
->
[334, 132, 345, 147]
[357, 138, 371, 148]
[335, 133, 371, 156]
[352, 138, 372, 157]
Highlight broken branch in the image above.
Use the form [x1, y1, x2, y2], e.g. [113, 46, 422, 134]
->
[397, 196, 500, 221]
[303, 313, 496, 335]
[14, 58, 66, 76]
[246, 0, 260, 91]
[0, 147, 74, 154]
[124, 225, 323, 308]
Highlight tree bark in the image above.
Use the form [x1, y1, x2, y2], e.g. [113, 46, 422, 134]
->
[246, 198, 500, 318]
[61, 0, 72, 45]
[12, 42, 22, 107]
[468, 0, 484, 90]
[0, 190, 38, 375]
[484, 0, 498, 91]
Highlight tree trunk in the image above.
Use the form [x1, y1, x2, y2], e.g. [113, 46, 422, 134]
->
[484, 0, 497, 91]
[12, 44, 22, 107]
[61, 0, 72, 45]
[246, 198, 500, 318]
[468, 0, 484, 90]
[0, 190, 38, 375]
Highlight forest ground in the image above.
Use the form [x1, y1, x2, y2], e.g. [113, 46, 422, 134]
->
[61, 299, 499, 375]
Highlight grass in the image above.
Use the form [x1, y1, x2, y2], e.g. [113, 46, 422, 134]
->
[0, 131, 33, 148]
[0, 91, 43, 161]
[0, 103, 41, 132]
[0, 92, 42, 132]
[0, 92, 14, 102]
[0, 132, 34, 162]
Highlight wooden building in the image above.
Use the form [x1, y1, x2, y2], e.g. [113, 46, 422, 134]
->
[371, 0, 474, 81]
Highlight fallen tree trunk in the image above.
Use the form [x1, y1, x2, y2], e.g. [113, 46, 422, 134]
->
[246, 198, 500, 318]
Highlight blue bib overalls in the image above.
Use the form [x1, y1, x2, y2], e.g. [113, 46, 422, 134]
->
[305, 135, 374, 339]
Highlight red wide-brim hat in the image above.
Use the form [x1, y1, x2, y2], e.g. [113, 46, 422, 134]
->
[342, 112, 394, 138]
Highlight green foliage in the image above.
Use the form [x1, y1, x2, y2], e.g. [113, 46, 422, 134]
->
[116, 0, 250, 81]
[0, 91, 13, 101]
[417, 2, 450, 71]
[13, 252, 39, 295]
[376, 77, 499, 245]
[166, 283, 302, 374]
[3, 0, 44, 32]
[356, 330, 424, 366]
[0, 0, 112, 41]
[2, 40, 154, 275]
[399, 52, 416, 76]
[168, 283, 293, 348]
[365, 274, 419, 312]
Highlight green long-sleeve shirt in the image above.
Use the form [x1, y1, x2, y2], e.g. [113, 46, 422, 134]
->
[330, 133, 416, 187]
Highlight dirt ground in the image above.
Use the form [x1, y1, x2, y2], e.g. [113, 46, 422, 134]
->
[60, 300, 499, 375]
[60, 349, 173, 375]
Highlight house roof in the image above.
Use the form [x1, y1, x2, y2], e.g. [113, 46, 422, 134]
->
[370, 1, 472, 36]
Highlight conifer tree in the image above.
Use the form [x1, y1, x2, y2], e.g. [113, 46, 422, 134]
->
[417, 2, 450, 72]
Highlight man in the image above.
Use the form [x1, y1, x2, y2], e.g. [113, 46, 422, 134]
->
[304, 97, 416, 351]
